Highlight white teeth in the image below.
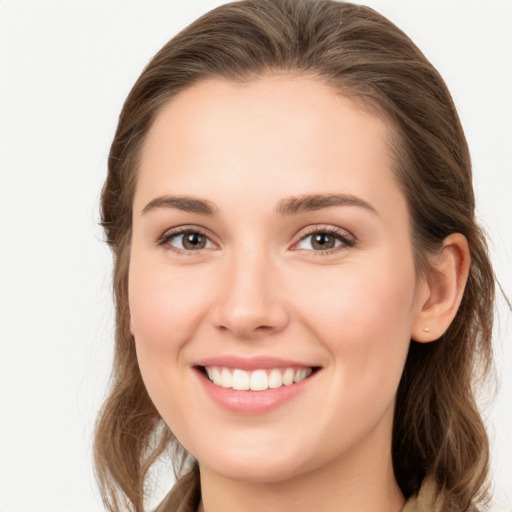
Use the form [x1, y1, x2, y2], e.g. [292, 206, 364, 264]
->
[268, 369, 283, 388]
[250, 370, 268, 391]
[282, 368, 295, 386]
[232, 369, 250, 390]
[211, 367, 222, 386]
[205, 366, 314, 391]
[220, 367, 233, 388]
[294, 367, 313, 383]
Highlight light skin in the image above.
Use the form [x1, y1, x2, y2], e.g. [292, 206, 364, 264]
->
[129, 76, 470, 512]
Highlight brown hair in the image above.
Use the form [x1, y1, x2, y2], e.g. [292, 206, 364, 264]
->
[94, 1, 495, 511]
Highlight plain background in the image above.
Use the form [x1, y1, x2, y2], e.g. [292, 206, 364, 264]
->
[0, 1, 510, 511]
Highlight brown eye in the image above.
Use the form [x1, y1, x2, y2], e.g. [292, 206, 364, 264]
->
[311, 233, 336, 250]
[295, 228, 355, 253]
[182, 231, 207, 250]
[163, 229, 214, 252]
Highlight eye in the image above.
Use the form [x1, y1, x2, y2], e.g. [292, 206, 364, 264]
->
[294, 227, 355, 253]
[159, 228, 215, 252]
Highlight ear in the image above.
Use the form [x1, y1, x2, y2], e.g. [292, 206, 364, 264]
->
[411, 233, 470, 343]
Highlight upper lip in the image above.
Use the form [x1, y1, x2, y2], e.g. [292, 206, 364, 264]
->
[194, 355, 320, 371]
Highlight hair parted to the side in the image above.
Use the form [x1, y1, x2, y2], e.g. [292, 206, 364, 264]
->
[94, 1, 495, 511]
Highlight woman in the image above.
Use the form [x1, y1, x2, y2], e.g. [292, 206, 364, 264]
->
[94, 1, 495, 511]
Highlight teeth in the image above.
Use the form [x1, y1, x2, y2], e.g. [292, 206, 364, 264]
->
[221, 367, 233, 388]
[268, 369, 282, 389]
[204, 366, 314, 391]
[294, 368, 312, 382]
[232, 369, 250, 390]
[211, 367, 221, 386]
[282, 368, 295, 386]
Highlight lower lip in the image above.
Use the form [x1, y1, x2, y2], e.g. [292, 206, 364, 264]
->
[195, 369, 318, 414]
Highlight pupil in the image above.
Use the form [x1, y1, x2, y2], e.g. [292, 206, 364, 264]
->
[313, 233, 334, 250]
[183, 232, 205, 250]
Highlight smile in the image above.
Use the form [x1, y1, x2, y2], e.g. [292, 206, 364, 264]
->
[194, 356, 321, 413]
[204, 366, 313, 391]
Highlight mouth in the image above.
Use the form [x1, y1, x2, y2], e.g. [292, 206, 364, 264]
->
[197, 365, 320, 392]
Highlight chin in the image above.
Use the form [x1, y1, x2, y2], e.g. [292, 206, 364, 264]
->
[204, 459, 304, 484]
[194, 441, 315, 484]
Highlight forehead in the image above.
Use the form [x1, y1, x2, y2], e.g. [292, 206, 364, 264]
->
[135, 75, 403, 218]
[143, 74, 390, 151]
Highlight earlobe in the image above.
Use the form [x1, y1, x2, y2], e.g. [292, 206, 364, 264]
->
[411, 233, 470, 343]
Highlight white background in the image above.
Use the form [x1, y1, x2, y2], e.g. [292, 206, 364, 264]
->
[0, 1, 510, 511]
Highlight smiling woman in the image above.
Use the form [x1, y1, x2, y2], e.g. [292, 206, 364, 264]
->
[93, 1, 495, 512]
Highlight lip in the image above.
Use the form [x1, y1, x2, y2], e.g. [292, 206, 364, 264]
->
[193, 356, 321, 414]
[194, 355, 318, 371]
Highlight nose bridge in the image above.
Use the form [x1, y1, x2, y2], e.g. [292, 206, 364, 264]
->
[211, 242, 288, 338]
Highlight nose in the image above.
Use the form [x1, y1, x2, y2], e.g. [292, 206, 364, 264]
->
[210, 249, 289, 340]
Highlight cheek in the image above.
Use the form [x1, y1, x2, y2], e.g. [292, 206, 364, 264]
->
[298, 260, 416, 338]
[293, 256, 417, 391]
[288, 258, 417, 453]
[127, 254, 217, 413]
[127, 257, 219, 435]
[129, 258, 213, 351]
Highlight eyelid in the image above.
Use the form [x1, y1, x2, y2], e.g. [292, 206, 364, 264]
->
[291, 225, 356, 254]
[156, 225, 218, 253]
[156, 224, 356, 255]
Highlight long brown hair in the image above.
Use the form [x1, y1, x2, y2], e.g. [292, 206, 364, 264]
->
[94, 1, 495, 510]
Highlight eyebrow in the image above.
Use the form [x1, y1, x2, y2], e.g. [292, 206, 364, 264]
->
[142, 195, 218, 216]
[275, 193, 378, 217]
[141, 193, 378, 217]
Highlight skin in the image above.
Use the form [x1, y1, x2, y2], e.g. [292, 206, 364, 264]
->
[129, 76, 469, 512]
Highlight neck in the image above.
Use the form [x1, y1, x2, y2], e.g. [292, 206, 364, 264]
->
[197, 407, 404, 512]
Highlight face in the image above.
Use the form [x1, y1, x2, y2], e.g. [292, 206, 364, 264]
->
[129, 76, 425, 484]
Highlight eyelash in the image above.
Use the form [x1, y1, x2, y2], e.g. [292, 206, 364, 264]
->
[156, 226, 214, 255]
[293, 226, 356, 255]
[156, 225, 356, 255]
